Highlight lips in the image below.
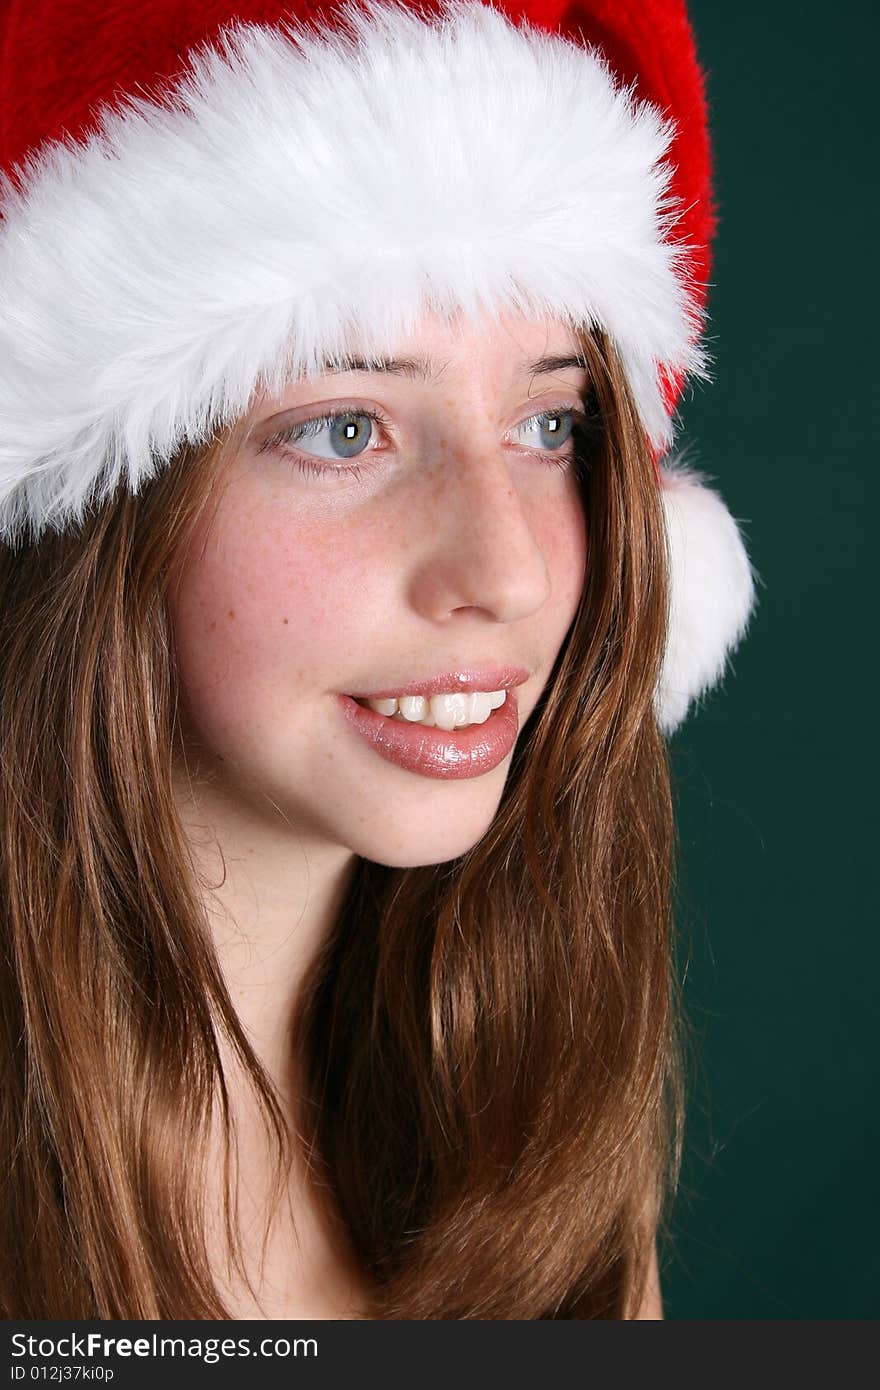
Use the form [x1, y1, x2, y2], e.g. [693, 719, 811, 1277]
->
[336, 686, 520, 780]
[347, 665, 530, 701]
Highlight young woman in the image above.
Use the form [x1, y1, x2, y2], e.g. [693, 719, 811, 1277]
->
[0, 0, 757, 1318]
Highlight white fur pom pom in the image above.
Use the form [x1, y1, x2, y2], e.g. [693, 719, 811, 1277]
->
[655, 458, 759, 735]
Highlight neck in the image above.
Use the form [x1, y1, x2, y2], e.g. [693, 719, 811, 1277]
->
[171, 755, 374, 1317]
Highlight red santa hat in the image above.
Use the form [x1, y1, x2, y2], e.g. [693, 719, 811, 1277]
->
[0, 0, 756, 733]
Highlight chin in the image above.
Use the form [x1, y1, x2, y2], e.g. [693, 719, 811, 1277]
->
[350, 806, 501, 870]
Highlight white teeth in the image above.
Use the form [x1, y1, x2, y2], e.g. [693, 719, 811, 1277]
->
[468, 692, 493, 725]
[363, 688, 507, 729]
[430, 692, 470, 731]
[398, 695, 428, 721]
[369, 697, 399, 717]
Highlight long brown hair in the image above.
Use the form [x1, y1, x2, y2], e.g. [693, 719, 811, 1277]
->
[0, 324, 684, 1318]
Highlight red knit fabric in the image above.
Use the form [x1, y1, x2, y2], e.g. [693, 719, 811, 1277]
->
[0, 0, 714, 289]
[0, 0, 714, 469]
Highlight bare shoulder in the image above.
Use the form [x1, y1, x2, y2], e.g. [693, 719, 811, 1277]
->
[632, 1239, 664, 1320]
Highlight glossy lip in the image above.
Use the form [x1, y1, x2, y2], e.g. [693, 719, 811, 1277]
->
[336, 686, 521, 780]
[346, 665, 531, 701]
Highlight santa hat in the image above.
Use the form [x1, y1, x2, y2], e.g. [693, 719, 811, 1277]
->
[0, 0, 756, 733]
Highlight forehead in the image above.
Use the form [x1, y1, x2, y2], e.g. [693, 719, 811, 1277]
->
[239, 305, 593, 424]
[322, 306, 588, 383]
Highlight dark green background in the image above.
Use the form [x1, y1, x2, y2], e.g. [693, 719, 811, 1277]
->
[661, 0, 878, 1319]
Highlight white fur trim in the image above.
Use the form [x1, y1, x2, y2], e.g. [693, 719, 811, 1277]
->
[655, 459, 759, 734]
[0, 0, 708, 549]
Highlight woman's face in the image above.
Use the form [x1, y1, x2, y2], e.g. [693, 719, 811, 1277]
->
[169, 307, 589, 867]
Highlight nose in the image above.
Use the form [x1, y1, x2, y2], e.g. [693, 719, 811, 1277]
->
[406, 438, 554, 625]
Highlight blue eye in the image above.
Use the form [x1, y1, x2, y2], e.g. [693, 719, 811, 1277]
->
[511, 409, 575, 451]
[275, 408, 382, 461]
[259, 399, 598, 482]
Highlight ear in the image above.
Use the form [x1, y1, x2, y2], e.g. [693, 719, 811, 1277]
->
[654, 457, 759, 735]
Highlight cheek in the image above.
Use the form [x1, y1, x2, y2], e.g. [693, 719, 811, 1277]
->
[547, 476, 589, 620]
[168, 489, 385, 745]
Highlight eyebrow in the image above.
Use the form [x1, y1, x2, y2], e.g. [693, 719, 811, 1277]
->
[315, 352, 589, 382]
